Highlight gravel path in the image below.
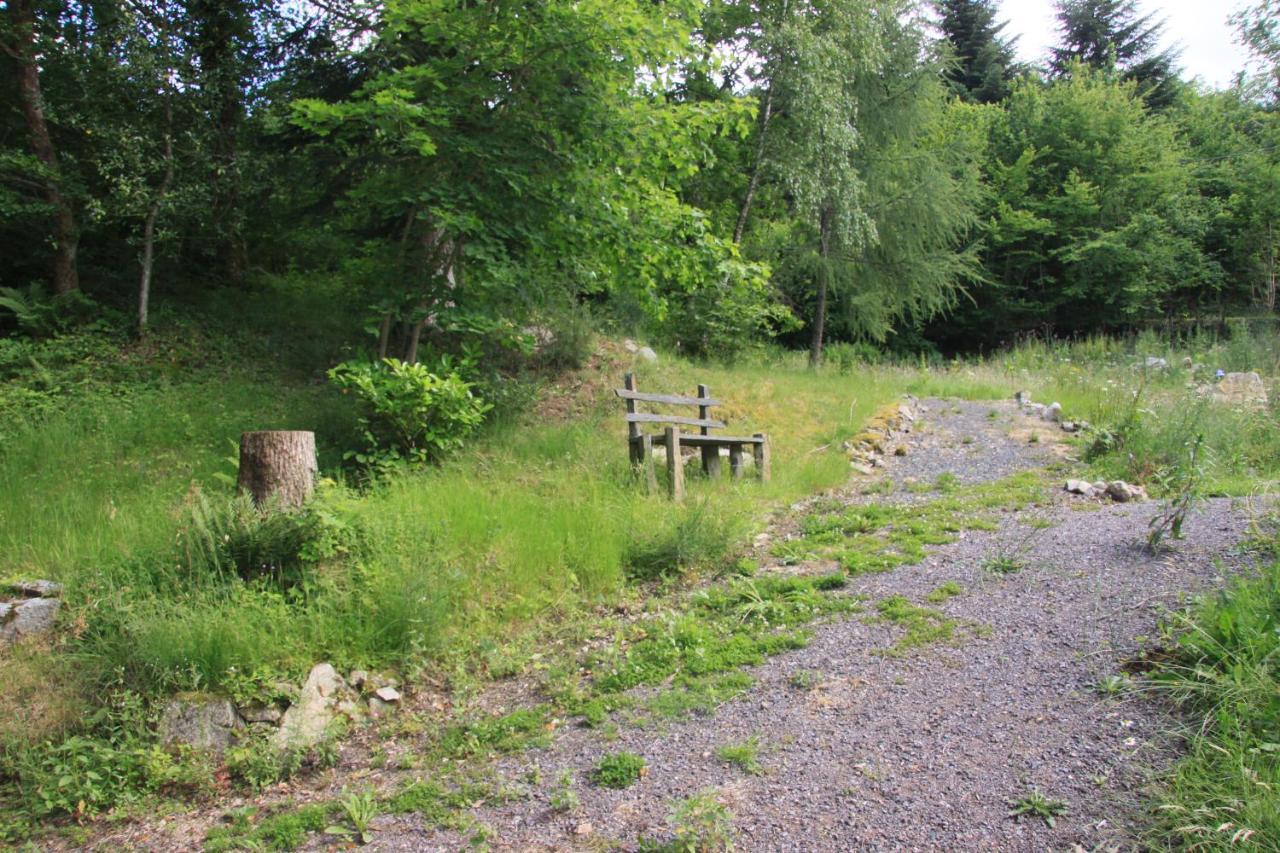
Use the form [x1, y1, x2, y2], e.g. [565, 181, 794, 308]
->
[369, 400, 1259, 852]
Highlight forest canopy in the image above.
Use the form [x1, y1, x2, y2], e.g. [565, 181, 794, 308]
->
[2, 0, 1278, 360]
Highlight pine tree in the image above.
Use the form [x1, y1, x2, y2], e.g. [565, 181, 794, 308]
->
[1051, 0, 1181, 109]
[935, 0, 1019, 103]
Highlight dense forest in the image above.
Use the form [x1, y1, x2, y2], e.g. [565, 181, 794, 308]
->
[2, 0, 1279, 364]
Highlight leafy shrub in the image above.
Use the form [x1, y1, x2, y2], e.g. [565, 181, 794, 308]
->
[0, 285, 98, 338]
[593, 751, 647, 789]
[328, 358, 490, 468]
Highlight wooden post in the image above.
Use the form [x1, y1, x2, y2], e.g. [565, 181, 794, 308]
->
[641, 434, 658, 496]
[664, 426, 684, 501]
[729, 443, 745, 481]
[753, 433, 771, 483]
[624, 373, 641, 465]
[237, 431, 317, 509]
[698, 384, 720, 478]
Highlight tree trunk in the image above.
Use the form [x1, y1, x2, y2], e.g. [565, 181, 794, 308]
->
[733, 83, 775, 245]
[809, 207, 833, 367]
[237, 431, 317, 509]
[7, 0, 79, 294]
[139, 102, 175, 335]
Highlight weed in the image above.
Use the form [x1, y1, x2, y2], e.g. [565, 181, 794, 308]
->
[1094, 674, 1131, 696]
[205, 803, 334, 851]
[640, 790, 736, 852]
[788, 669, 822, 690]
[934, 472, 960, 492]
[715, 737, 764, 775]
[593, 751, 647, 789]
[1147, 433, 1208, 553]
[1008, 790, 1068, 828]
[325, 789, 379, 845]
[982, 556, 1024, 575]
[871, 596, 968, 656]
[549, 770, 580, 813]
[644, 673, 755, 722]
[925, 582, 964, 603]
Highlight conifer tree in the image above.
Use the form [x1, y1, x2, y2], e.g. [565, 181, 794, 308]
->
[935, 0, 1018, 103]
[1051, 0, 1181, 108]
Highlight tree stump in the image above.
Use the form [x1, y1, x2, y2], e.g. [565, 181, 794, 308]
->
[237, 431, 317, 509]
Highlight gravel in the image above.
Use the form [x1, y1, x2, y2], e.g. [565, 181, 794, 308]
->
[370, 400, 1260, 852]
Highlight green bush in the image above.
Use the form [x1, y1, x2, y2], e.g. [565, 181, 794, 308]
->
[593, 751, 647, 789]
[328, 358, 490, 468]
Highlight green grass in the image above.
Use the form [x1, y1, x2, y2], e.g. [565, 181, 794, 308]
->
[715, 736, 764, 775]
[1147, 556, 1280, 850]
[593, 751, 647, 789]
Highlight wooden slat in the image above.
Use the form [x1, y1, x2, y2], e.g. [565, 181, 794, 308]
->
[614, 389, 721, 407]
[631, 433, 763, 446]
[625, 413, 725, 430]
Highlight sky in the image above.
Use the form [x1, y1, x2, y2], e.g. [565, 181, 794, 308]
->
[999, 0, 1257, 89]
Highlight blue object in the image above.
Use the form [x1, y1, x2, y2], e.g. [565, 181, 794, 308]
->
[1215, 369, 1225, 380]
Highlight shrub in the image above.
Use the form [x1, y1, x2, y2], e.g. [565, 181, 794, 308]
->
[328, 358, 490, 468]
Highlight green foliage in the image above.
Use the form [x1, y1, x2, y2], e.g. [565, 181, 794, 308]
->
[715, 737, 764, 775]
[593, 751, 648, 789]
[648, 790, 736, 853]
[205, 804, 335, 853]
[925, 581, 965, 603]
[937, 0, 1019, 104]
[329, 358, 490, 468]
[1008, 789, 1069, 828]
[1147, 433, 1208, 552]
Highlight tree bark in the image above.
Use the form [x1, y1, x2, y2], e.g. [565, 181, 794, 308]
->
[139, 101, 175, 335]
[809, 207, 833, 367]
[237, 431, 317, 509]
[733, 82, 774, 245]
[7, 0, 79, 294]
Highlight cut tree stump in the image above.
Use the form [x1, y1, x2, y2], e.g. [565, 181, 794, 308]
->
[237, 430, 317, 509]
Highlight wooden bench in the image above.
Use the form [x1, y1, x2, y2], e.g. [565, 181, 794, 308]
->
[615, 372, 770, 500]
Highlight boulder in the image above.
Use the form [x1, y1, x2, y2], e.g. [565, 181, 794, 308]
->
[1, 597, 60, 643]
[637, 346, 658, 363]
[622, 339, 639, 354]
[1014, 390, 1031, 407]
[375, 686, 401, 703]
[1041, 402, 1062, 423]
[159, 696, 242, 753]
[1060, 421, 1079, 433]
[273, 663, 359, 751]
[1213, 371, 1268, 408]
[1144, 357, 1169, 370]
[1106, 481, 1148, 503]
[1064, 479, 1096, 497]
[8, 579, 62, 598]
[240, 705, 284, 725]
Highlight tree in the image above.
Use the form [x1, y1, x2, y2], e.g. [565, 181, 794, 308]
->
[935, 0, 1019, 103]
[0, 0, 79, 294]
[1051, 0, 1181, 109]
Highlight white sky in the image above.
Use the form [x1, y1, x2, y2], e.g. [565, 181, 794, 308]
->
[999, 0, 1256, 89]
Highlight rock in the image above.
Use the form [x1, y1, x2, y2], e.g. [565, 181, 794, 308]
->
[348, 670, 370, 690]
[520, 325, 555, 353]
[893, 445, 907, 457]
[1092, 481, 1107, 492]
[1041, 402, 1062, 423]
[1144, 357, 1169, 370]
[575, 822, 594, 837]
[637, 346, 658, 363]
[1213, 371, 1268, 408]
[1064, 479, 1096, 497]
[622, 339, 639, 354]
[1060, 421, 1079, 433]
[1182, 356, 1194, 368]
[2, 597, 61, 643]
[375, 686, 401, 703]
[159, 696, 243, 753]
[0, 603, 10, 623]
[1014, 390, 1032, 406]
[8, 579, 63, 598]
[240, 705, 284, 725]
[1106, 481, 1148, 503]
[851, 462, 874, 476]
[368, 696, 393, 717]
[897, 403, 915, 422]
[273, 663, 360, 751]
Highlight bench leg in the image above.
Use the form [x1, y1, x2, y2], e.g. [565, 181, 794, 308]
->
[753, 433, 771, 483]
[665, 426, 684, 501]
[701, 446, 721, 479]
[641, 435, 658, 495]
[729, 443, 744, 481]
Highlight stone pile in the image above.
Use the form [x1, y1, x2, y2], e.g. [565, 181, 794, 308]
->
[1, 579, 63, 644]
[159, 662, 403, 754]
[1064, 479, 1148, 502]
[1013, 392, 1089, 434]
[843, 395, 924, 475]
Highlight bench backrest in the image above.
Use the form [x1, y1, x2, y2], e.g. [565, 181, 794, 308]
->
[614, 372, 724, 443]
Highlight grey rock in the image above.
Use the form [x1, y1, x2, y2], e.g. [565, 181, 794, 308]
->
[1064, 479, 1096, 497]
[1214, 371, 1268, 407]
[1092, 481, 1107, 492]
[1041, 402, 1062, 423]
[240, 704, 284, 724]
[521, 325, 555, 353]
[0, 603, 11, 623]
[348, 669, 371, 690]
[368, 696, 394, 717]
[8, 579, 63, 598]
[1106, 481, 1148, 503]
[1013, 390, 1031, 406]
[375, 686, 402, 703]
[622, 339, 639, 354]
[851, 462, 875, 476]
[1060, 421, 1079, 433]
[3, 597, 60, 643]
[159, 696, 242, 753]
[273, 663, 359, 751]
[637, 346, 658, 363]
[1144, 356, 1169, 369]
[1182, 356, 1194, 368]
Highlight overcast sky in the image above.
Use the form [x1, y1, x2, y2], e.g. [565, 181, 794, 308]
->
[999, 0, 1256, 89]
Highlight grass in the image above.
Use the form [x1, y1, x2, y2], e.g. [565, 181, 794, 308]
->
[871, 595, 973, 657]
[1008, 790, 1068, 828]
[1147, 553, 1280, 850]
[715, 736, 764, 775]
[593, 751, 647, 789]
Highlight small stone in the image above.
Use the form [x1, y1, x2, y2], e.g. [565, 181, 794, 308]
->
[348, 670, 370, 690]
[1064, 479, 1095, 497]
[3, 598, 60, 643]
[1060, 421, 1079, 433]
[159, 696, 243, 753]
[1144, 356, 1169, 369]
[851, 463, 874, 475]
[897, 403, 915, 422]
[8, 579, 63, 598]
[1105, 481, 1147, 503]
[622, 339, 639, 353]
[0, 603, 11, 622]
[1182, 356, 1194, 368]
[375, 686, 401, 703]
[893, 445, 907, 457]
[1041, 402, 1062, 423]
[368, 696, 393, 717]
[1014, 390, 1032, 406]
[575, 822, 594, 836]
[1092, 481, 1107, 492]
[637, 346, 658, 363]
